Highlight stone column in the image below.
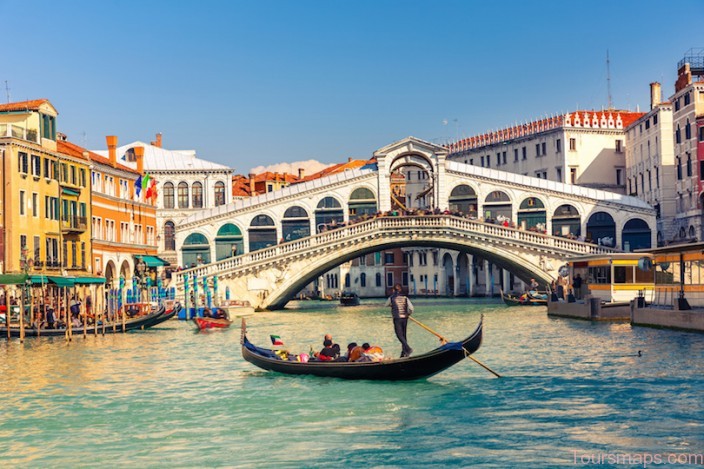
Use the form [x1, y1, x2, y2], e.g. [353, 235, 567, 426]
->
[503, 269, 511, 293]
[484, 260, 492, 296]
[468, 254, 475, 297]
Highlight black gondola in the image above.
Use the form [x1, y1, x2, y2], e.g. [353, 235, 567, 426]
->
[240, 316, 483, 380]
[1, 305, 169, 338]
[500, 289, 548, 307]
[339, 291, 360, 306]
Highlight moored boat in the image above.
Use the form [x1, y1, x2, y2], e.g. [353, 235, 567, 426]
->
[0, 305, 167, 338]
[193, 316, 232, 330]
[501, 289, 548, 306]
[339, 291, 360, 306]
[240, 316, 483, 380]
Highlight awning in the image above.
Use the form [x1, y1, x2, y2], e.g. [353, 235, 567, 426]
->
[48, 276, 75, 287]
[30, 274, 49, 284]
[74, 276, 106, 285]
[62, 188, 80, 197]
[135, 255, 170, 267]
[0, 273, 30, 285]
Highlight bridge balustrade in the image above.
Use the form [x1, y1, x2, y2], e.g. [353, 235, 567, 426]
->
[174, 215, 616, 289]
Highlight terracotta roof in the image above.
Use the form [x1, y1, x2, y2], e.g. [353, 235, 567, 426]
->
[299, 159, 371, 182]
[232, 175, 252, 197]
[57, 140, 137, 173]
[0, 99, 51, 113]
[252, 172, 300, 183]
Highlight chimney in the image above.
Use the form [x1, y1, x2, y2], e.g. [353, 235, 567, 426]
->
[150, 133, 162, 148]
[650, 82, 662, 110]
[106, 135, 118, 168]
[348, 157, 352, 162]
[298, 168, 305, 179]
[248, 173, 255, 194]
[134, 146, 145, 175]
[274, 172, 279, 182]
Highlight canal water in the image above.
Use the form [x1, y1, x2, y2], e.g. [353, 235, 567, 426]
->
[0, 298, 702, 468]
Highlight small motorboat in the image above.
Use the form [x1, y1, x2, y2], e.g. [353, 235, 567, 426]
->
[193, 315, 232, 330]
[339, 291, 360, 306]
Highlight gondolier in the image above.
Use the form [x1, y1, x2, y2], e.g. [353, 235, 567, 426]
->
[385, 284, 414, 358]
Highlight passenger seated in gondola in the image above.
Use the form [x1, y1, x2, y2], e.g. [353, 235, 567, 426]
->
[334, 342, 358, 362]
[313, 339, 337, 361]
[213, 308, 228, 320]
[347, 343, 366, 362]
[323, 334, 341, 358]
[71, 313, 82, 328]
[356, 343, 384, 362]
[203, 307, 213, 318]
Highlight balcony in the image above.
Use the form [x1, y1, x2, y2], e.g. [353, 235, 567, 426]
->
[61, 216, 88, 234]
[0, 124, 39, 143]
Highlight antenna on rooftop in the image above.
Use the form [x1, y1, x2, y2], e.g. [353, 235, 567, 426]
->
[606, 49, 613, 110]
[4, 81, 9, 103]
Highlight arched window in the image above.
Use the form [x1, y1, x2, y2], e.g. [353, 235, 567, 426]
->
[360, 272, 366, 287]
[215, 223, 244, 260]
[164, 221, 175, 251]
[282, 206, 310, 241]
[163, 182, 175, 209]
[181, 232, 210, 267]
[214, 181, 226, 206]
[448, 184, 477, 216]
[586, 212, 616, 246]
[345, 273, 351, 288]
[622, 218, 651, 251]
[375, 272, 382, 287]
[517, 197, 546, 231]
[552, 204, 580, 237]
[178, 182, 189, 209]
[192, 181, 203, 208]
[315, 196, 343, 233]
[249, 215, 277, 252]
[348, 187, 377, 218]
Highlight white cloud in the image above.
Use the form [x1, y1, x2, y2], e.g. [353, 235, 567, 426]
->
[249, 159, 334, 176]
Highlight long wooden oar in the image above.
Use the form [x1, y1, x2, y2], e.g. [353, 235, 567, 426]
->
[408, 316, 502, 378]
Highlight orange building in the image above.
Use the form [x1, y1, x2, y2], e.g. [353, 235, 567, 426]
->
[58, 136, 158, 288]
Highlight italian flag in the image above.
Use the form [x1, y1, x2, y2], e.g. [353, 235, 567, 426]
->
[270, 335, 284, 346]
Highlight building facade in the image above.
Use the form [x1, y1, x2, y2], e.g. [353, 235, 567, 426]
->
[625, 83, 677, 246]
[94, 135, 234, 267]
[62, 136, 158, 288]
[0, 99, 92, 277]
[446, 110, 643, 193]
[670, 50, 704, 242]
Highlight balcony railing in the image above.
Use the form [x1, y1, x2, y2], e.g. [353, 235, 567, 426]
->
[0, 124, 39, 143]
[61, 216, 88, 233]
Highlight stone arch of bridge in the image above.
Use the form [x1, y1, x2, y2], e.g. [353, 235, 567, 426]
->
[263, 237, 554, 310]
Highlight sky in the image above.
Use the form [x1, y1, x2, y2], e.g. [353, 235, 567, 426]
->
[2, 0, 703, 174]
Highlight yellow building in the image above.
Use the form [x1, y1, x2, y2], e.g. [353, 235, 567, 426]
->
[0, 99, 92, 278]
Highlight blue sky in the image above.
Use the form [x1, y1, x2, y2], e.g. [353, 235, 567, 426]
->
[2, 0, 702, 173]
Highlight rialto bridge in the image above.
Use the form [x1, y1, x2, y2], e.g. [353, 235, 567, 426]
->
[173, 137, 655, 310]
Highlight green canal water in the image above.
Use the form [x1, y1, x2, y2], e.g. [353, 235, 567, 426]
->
[0, 298, 702, 468]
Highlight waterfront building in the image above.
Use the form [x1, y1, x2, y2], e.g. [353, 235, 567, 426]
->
[0, 99, 92, 278]
[446, 110, 643, 194]
[60, 136, 158, 287]
[94, 134, 234, 267]
[669, 49, 704, 242]
[625, 83, 676, 246]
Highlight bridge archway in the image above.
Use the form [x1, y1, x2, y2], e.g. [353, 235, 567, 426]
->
[348, 187, 377, 219]
[182, 233, 211, 267]
[621, 218, 651, 251]
[249, 215, 276, 252]
[517, 197, 546, 231]
[264, 236, 554, 310]
[282, 206, 310, 242]
[586, 212, 616, 246]
[315, 196, 343, 232]
[448, 184, 478, 216]
[483, 190, 512, 222]
[389, 153, 435, 210]
[215, 223, 244, 260]
[552, 204, 581, 237]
